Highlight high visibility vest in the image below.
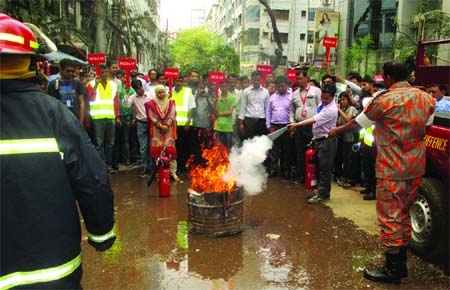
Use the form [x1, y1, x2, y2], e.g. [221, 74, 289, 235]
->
[89, 80, 117, 120]
[359, 125, 375, 147]
[172, 87, 192, 126]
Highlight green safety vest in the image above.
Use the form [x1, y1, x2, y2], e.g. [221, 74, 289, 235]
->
[359, 125, 375, 147]
[89, 80, 117, 120]
[172, 87, 192, 126]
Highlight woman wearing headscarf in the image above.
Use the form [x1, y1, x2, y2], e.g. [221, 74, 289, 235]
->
[145, 85, 181, 182]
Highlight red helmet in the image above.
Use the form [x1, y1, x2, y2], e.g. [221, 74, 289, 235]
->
[0, 13, 39, 54]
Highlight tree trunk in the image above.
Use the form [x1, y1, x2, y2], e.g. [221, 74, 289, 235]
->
[95, 1, 106, 53]
[258, 0, 283, 68]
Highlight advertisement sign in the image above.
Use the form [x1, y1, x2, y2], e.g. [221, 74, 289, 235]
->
[314, 11, 340, 64]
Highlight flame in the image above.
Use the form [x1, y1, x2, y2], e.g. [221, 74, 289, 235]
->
[188, 144, 235, 193]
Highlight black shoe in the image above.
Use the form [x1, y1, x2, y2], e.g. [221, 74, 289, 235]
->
[360, 189, 369, 194]
[363, 253, 402, 284]
[363, 193, 376, 200]
[399, 246, 408, 278]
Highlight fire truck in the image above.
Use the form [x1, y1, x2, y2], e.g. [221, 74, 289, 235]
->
[409, 39, 450, 262]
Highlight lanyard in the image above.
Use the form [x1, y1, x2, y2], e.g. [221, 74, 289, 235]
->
[300, 85, 311, 105]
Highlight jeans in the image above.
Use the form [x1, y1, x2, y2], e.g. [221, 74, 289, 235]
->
[136, 121, 153, 170]
[116, 115, 131, 164]
[93, 118, 115, 167]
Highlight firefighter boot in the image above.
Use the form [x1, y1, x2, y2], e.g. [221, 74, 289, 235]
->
[399, 246, 408, 278]
[363, 253, 402, 284]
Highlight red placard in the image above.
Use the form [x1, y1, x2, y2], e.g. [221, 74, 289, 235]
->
[286, 70, 297, 86]
[256, 64, 272, 87]
[87, 53, 106, 77]
[163, 68, 179, 93]
[118, 58, 137, 89]
[208, 71, 226, 97]
[321, 36, 338, 65]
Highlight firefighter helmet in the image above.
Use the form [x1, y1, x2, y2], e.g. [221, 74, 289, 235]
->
[0, 13, 39, 54]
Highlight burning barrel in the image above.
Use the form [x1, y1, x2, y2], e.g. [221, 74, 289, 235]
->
[187, 187, 243, 237]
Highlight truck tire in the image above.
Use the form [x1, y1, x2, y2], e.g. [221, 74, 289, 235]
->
[410, 177, 449, 261]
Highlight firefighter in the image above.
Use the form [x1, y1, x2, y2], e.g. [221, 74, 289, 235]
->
[0, 14, 116, 289]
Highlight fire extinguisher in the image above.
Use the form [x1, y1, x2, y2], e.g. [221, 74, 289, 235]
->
[158, 149, 171, 198]
[305, 146, 317, 189]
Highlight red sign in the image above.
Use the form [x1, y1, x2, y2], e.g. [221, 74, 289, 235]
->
[163, 68, 179, 93]
[321, 36, 338, 65]
[118, 58, 137, 89]
[87, 53, 106, 77]
[256, 64, 272, 86]
[208, 71, 226, 97]
[286, 70, 297, 86]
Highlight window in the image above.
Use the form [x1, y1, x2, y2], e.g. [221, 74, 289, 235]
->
[246, 5, 260, 23]
[308, 11, 315, 21]
[247, 28, 260, 45]
[307, 32, 314, 44]
[301, 10, 306, 18]
[272, 9, 289, 21]
[300, 33, 306, 41]
[279, 33, 288, 43]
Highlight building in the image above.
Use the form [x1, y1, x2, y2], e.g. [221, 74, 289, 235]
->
[205, 0, 448, 76]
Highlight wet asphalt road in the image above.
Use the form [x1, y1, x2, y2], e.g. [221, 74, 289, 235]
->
[80, 167, 450, 290]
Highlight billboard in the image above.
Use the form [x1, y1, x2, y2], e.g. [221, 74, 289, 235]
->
[314, 11, 340, 63]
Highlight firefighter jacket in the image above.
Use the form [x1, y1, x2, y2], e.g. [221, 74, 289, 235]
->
[0, 80, 116, 289]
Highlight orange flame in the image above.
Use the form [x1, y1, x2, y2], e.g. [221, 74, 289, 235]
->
[188, 144, 235, 193]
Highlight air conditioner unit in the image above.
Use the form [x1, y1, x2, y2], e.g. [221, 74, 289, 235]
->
[323, 0, 331, 5]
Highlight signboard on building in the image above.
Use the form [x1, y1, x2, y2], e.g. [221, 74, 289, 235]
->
[314, 11, 340, 65]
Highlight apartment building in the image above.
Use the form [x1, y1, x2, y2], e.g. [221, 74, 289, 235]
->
[206, 0, 447, 75]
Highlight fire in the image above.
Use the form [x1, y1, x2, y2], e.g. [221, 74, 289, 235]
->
[188, 144, 235, 193]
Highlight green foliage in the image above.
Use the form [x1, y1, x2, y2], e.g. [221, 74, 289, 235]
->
[168, 27, 240, 75]
[344, 34, 373, 75]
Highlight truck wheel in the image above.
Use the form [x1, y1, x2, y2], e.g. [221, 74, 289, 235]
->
[410, 178, 449, 261]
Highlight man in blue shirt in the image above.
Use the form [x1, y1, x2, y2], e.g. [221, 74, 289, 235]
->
[428, 84, 450, 112]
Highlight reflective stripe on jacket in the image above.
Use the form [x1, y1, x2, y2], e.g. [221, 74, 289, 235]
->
[0, 254, 81, 290]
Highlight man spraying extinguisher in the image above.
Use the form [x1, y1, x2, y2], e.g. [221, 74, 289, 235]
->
[289, 83, 338, 204]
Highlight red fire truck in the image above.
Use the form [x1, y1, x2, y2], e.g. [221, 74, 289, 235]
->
[409, 39, 450, 262]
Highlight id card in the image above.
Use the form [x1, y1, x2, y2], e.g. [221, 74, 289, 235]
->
[301, 109, 307, 117]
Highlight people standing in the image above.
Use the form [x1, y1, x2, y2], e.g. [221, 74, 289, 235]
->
[266, 76, 293, 179]
[214, 81, 237, 150]
[289, 83, 338, 204]
[146, 85, 181, 182]
[192, 80, 215, 163]
[47, 58, 86, 124]
[238, 70, 269, 140]
[171, 75, 196, 174]
[330, 61, 435, 284]
[290, 70, 321, 184]
[124, 79, 154, 176]
[428, 83, 450, 112]
[86, 64, 120, 174]
[334, 91, 358, 187]
[114, 69, 135, 167]
[0, 14, 115, 289]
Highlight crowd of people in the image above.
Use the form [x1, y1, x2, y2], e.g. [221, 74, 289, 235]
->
[1, 13, 447, 288]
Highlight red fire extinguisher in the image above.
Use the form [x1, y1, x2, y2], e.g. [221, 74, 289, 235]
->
[158, 150, 171, 198]
[305, 146, 317, 189]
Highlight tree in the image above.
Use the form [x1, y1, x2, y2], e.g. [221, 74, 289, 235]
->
[393, 1, 450, 72]
[258, 0, 283, 68]
[344, 34, 373, 76]
[168, 27, 239, 75]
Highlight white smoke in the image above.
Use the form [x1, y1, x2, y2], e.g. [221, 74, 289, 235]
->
[223, 135, 273, 195]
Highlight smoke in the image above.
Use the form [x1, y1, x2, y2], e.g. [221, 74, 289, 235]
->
[223, 135, 273, 195]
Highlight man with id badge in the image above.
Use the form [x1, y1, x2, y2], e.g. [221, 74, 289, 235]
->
[47, 58, 86, 124]
[290, 70, 321, 184]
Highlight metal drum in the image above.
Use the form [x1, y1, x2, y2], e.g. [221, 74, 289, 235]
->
[187, 187, 244, 237]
